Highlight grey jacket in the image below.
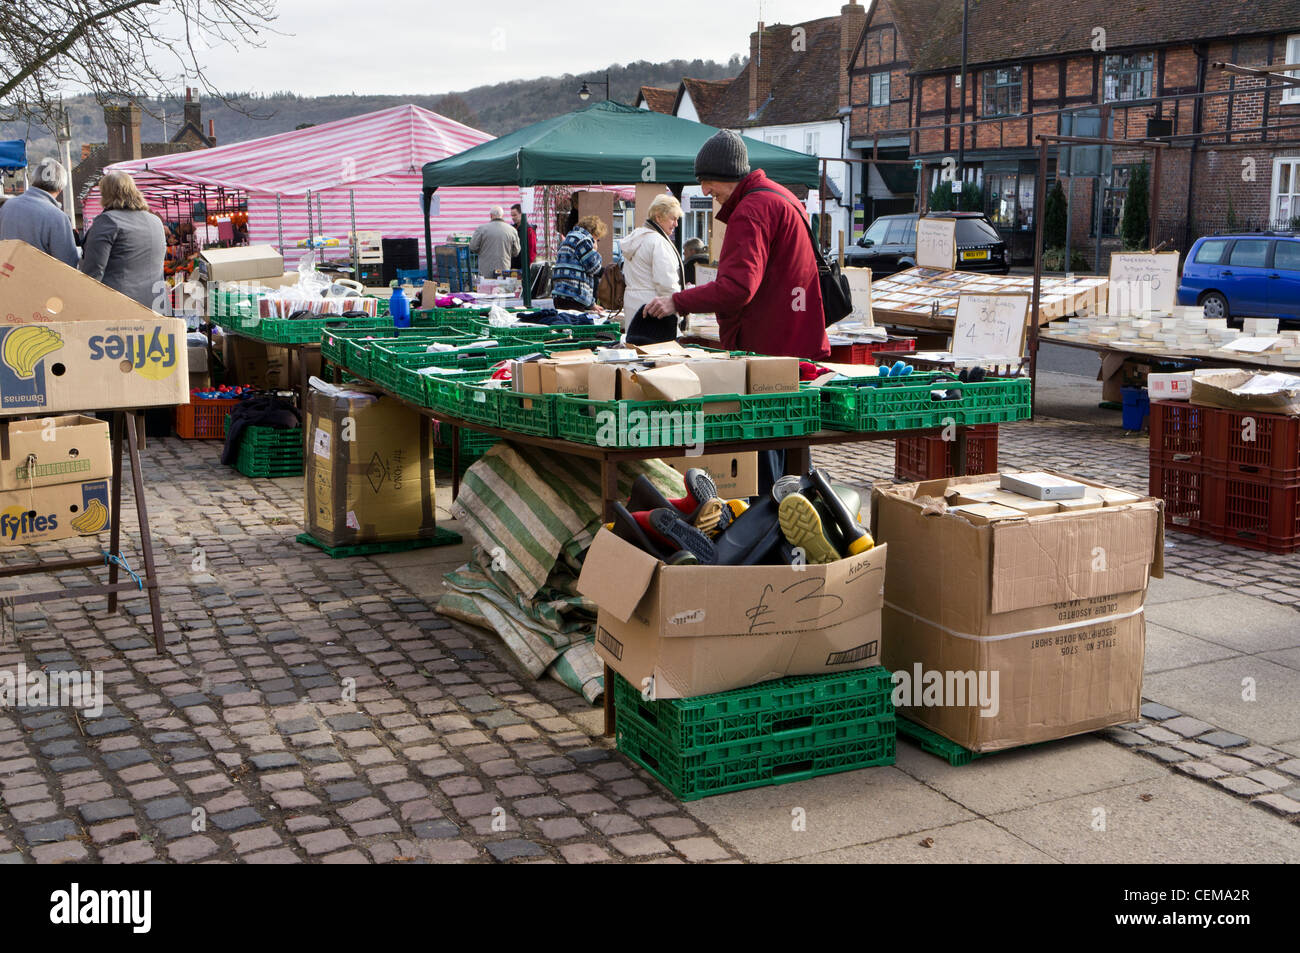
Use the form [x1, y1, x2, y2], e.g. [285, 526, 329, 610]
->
[468, 218, 520, 277]
[0, 188, 78, 267]
[79, 209, 166, 309]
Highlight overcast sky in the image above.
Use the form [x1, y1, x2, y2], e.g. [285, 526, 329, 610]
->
[179, 0, 846, 96]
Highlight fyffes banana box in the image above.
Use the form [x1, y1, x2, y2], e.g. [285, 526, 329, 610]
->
[0, 319, 188, 415]
[0, 478, 110, 546]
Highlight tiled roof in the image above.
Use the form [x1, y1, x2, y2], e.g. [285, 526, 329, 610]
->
[888, 0, 1300, 72]
[637, 86, 677, 114]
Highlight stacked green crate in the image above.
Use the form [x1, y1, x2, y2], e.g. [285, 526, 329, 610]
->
[225, 416, 304, 478]
[613, 668, 896, 800]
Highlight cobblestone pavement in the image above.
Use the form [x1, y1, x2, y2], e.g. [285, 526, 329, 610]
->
[0, 416, 1295, 863]
[0, 438, 741, 864]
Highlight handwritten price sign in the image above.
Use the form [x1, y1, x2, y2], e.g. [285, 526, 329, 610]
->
[953, 293, 1031, 360]
[1107, 251, 1180, 315]
[915, 218, 957, 270]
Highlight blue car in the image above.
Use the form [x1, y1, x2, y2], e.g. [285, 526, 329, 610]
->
[1177, 233, 1300, 322]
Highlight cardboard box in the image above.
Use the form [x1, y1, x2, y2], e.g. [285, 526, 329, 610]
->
[578, 529, 888, 700]
[666, 452, 759, 499]
[224, 336, 288, 390]
[871, 472, 1163, 752]
[1148, 372, 1193, 401]
[746, 356, 799, 394]
[0, 241, 167, 324]
[196, 245, 284, 283]
[0, 319, 189, 416]
[0, 478, 111, 546]
[1190, 369, 1300, 416]
[512, 351, 595, 395]
[946, 485, 1060, 516]
[304, 385, 438, 547]
[0, 415, 111, 490]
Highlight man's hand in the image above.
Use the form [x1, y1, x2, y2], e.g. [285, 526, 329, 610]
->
[645, 295, 677, 318]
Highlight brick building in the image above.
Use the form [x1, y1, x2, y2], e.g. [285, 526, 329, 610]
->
[72, 88, 216, 225]
[848, 0, 1300, 266]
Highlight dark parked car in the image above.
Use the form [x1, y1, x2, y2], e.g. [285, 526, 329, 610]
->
[844, 211, 1010, 277]
[1176, 233, 1300, 322]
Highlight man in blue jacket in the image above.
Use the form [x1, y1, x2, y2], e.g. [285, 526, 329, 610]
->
[0, 158, 78, 266]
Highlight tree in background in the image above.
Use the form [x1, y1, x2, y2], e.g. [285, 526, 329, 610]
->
[1043, 179, 1067, 250]
[1120, 161, 1150, 250]
[0, 1, 277, 123]
[435, 94, 480, 130]
[928, 179, 983, 213]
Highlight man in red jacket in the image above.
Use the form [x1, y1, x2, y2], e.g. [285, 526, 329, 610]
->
[645, 129, 830, 361]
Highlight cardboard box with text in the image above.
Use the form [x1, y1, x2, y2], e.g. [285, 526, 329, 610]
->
[578, 530, 887, 699]
[0, 415, 111, 491]
[0, 478, 111, 546]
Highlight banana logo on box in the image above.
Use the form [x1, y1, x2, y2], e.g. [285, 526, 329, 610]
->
[88, 326, 178, 382]
[1, 325, 63, 379]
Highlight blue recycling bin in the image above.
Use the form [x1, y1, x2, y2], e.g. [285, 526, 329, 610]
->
[1121, 386, 1150, 431]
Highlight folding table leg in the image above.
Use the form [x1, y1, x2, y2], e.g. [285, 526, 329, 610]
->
[600, 458, 619, 523]
[125, 414, 166, 653]
[951, 427, 968, 477]
[603, 663, 615, 737]
[106, 412, 124, 612]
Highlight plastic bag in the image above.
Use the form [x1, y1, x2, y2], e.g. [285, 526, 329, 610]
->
[487, 305, 518, 327]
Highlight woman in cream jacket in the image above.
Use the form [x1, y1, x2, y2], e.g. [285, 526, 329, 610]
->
[620, 193, 684, 328]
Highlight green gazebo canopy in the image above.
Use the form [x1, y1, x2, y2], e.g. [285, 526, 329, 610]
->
[421, 100, 821, 189]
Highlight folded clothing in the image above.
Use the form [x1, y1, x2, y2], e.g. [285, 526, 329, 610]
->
[220, 394, 300, 465]
[516, 308, 595, 326]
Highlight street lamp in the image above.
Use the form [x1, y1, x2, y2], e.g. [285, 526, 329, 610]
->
[578, 73, 610, 102]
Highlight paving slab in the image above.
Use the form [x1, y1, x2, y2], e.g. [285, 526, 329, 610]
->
[783, 818, 1057, 864]
[1260, 647, 1300, 672]
[1144, 574, 1229, 606]
[1145, 593, 1300, 653]
[991, 773, 1300, 863]
[682, 765, 975, 864]
[1143, 623, 1240, 675]
[892, 735, 1164, 816]
[1143, 656, 1300, 746]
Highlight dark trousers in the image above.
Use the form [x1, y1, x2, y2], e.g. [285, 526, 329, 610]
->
[553, 294, 590, 311]
[758, 450, 786, 498]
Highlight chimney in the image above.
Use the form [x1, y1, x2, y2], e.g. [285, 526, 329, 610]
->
[208, 118, 216, 145]
[184, 87, 201, 133]
[103, 103, 143, 164]
[749, 22, 777, 118]
[839, 2, 869, 111]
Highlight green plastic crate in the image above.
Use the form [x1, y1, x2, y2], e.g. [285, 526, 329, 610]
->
[295, 528, 462, 558]
[612, 668, 895, 752]
[390, 365, 431, 405]
[554, 389, 820, 448]
[895, 716, 982, 766]
[490, 324, 620, 346]
[818, 374, 1032, 433]
[497, 389, 558, 437]
[232, 424, 303, 478]
[618, 709, 895, 801]
[208, 287, 259, 321]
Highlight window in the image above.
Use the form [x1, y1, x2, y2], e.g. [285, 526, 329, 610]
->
[1103, 53, 1154, 102]
[1098, 166, 1132, 237]
[764, 133, 787, 149]
[804, 131, 821, 156]
[1228, 240, 1271, 267]
[870, 72, 890, 107]
[1283, 36, 1300, 106]
[982, 66, 1022, 117]
[1275, 240, 1300, 271]
[987, 172, 1018, 228]
[1194, 239, 1229, 265]
[1272, 158, 1300, 226]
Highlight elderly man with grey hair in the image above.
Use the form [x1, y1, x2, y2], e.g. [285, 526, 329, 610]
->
[0, 158, 78, 266]
[468, 204, 520, 278]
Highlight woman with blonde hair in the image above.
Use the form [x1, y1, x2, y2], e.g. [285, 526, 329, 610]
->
[551, 213, 608, 311]
[80, 171, 166, 309]
[620, 193, 684, 332]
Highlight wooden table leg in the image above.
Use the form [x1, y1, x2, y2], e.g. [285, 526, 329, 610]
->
[600, 457, 620, 523]
[450, 423, 461, 502]
[106, 412, 124, 612]
[786, 444, 811, 477]
[952, 427, 968, 477]
[603, 663, 615, 737]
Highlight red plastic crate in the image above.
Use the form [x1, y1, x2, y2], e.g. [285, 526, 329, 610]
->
[1203, 470, 1300, 553]
[829, 336, 916, 364]
[1203, 407, 1300, 482]
[1148, 400, 1206, 459]
[175, 397, 241, 439]
[1148, 454, 1208, 535]
[894, 424, 999, 481]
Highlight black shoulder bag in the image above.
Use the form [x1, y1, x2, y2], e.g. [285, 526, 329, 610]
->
[750, 187, 853, 326]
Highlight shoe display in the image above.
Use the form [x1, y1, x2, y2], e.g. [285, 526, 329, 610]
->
[712, 494, 785, 566]
[627, 468, 718, 518]
[645, 508, 718, 565]
[777, 493, 841, 564]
